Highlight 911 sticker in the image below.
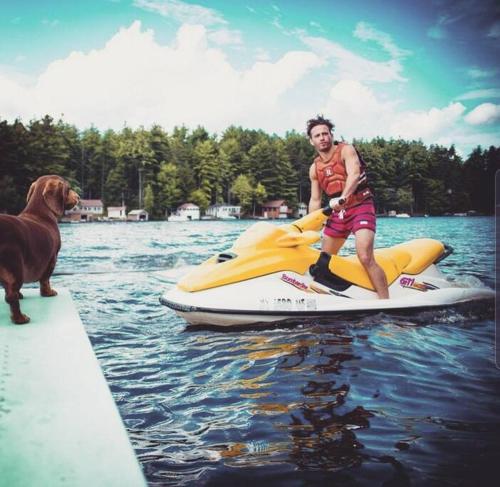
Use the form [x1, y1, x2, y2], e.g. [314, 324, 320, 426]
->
[399, 277, 439, 292]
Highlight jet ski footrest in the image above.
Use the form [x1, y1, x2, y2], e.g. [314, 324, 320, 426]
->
[309, 252, 351, 291]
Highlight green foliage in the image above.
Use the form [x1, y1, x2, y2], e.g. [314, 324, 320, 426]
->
[189, 188, 210, 212]
[231, 174, 253, 213]
[144, 184, 155, 215]
[252, 182, 268, 217]
[0, 116, 498, 218]
[193, 139, 221, 204]
[158, 162, 182, 213]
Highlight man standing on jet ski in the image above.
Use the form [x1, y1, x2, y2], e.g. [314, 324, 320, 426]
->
[307, 115, 389, 299]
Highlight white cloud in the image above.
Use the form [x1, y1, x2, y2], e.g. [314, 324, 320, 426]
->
[309, 21, 324, 32]
[135, 1, 242, 47]
[390, 102, 466, 139]
[300, 34, 407, 83]
[464, 103, 500, 125]
[207, 28, 242, 46]
[456, 88, 500, 101]
[0, 73, 31, 119]
[467, 67, 496, 79]
[322, 80, 468, 146]
[354, 22, 411, 59]
[1, 19, 496, 156]
[323, 79, 397, 139]
[254, 48, 271, 62]
[431, 122, 500, 156]
[134, 0, 226, 26]
[42, 19, 60, 28]
[427, 13, 463, 40]
[0, 21, 322, 133]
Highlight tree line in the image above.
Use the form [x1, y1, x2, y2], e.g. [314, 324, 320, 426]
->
[0, 115, 497, 218]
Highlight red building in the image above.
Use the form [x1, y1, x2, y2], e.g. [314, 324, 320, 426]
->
[260, 200, 291, 219]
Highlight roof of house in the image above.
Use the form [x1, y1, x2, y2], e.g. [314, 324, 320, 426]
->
[107, 206, 126, 211]
[80, 199, 103, 206]
[178, 203, 199, 209]
[208, 203, 241, 208]
[262, 199, 286, 208]
[128, 209, 148, 215]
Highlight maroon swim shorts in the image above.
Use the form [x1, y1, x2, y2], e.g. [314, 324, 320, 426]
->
[324, 199, 376, 239]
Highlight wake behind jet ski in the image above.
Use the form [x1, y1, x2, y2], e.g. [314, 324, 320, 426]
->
[160, 202, 494, 327]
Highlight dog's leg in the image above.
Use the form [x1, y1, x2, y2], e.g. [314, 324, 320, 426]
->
[1, 270, 29, 324]
[40, 257, 57, 297]
[3, 282, 30, 325]
[40, 281, 57, 297]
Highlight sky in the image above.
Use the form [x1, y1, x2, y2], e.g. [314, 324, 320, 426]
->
[0, 0, 499, 156]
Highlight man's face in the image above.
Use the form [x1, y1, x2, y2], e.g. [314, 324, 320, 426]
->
[309, 124, 333, 152]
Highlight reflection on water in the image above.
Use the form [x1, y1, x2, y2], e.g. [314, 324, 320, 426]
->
[51, 218, 499, 486]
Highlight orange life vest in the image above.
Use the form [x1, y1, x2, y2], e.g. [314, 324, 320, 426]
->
[314, 142, 371, 205]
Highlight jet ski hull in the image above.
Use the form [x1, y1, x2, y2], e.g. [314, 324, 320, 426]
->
[160, 268, 494, 327]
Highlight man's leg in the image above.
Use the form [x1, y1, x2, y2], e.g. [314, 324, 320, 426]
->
[322, 234, 346, 255]
[354, 229, 389, 299]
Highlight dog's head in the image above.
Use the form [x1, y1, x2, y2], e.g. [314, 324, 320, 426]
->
[26, 175, 80, 217]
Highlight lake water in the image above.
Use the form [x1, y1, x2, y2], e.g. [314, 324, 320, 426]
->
[53, 217, 498, 486]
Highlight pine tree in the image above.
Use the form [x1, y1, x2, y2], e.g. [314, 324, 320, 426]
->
[231, 174, 253, 214]
[158, 162, 182, 214]
[193, 139, 220, 204]
[144, 184, 155, 216]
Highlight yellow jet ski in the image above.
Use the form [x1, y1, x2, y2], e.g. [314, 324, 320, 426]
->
[160, 203, 494, 327]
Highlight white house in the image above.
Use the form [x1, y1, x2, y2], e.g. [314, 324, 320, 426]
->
[107, 206, 127, 220]
[206, 203, 241, 219]
[294, 202, 307, 218]
[64, 199, 104, 222]
[168, 203, 200, 221]
[127, 209, 149, 221]
[80, 199, 104, 215]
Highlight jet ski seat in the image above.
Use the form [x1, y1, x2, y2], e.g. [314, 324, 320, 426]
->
[392, 239, 445, 274]
[324, 238, 446, 291]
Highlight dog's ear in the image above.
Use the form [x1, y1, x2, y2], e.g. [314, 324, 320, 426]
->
[42, 178, 67, 216]
[26, 182, 36, 203]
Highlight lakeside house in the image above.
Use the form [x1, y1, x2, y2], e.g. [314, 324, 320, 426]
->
[206, 203, 241, 219]
[260, 200, 291, 219]
[388, 210, 411, 217]
[127, 209, 149, 221]
[294, 202, 307, 218]
[63, 199, 104, 222]
[167, 203, 200, 221]
[107, 206, 127, 221]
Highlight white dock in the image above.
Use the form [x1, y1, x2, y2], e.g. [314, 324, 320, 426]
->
[0, 288, 147, 487]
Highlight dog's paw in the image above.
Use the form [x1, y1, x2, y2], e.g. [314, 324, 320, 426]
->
[13, 313, 30, 325]
[41, 289, 57, 297]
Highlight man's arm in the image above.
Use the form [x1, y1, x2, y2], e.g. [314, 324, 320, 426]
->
[308, 163, 322, 212]
[340, 145, 361, 201]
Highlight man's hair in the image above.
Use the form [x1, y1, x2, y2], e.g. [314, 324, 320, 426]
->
[306, 115, 335, 137]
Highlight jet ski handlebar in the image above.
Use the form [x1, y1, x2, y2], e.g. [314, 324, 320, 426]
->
[291, 198, 346, 233]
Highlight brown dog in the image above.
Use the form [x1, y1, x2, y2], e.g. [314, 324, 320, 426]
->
[0, 175, 79, 324]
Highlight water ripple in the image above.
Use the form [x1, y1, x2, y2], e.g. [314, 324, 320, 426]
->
[51, 218, 499, 486]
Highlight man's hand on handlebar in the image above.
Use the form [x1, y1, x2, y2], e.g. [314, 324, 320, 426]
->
[329, 197, 346, 212]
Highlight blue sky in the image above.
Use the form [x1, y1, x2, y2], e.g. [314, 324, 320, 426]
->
[0, 0, 499, 156]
